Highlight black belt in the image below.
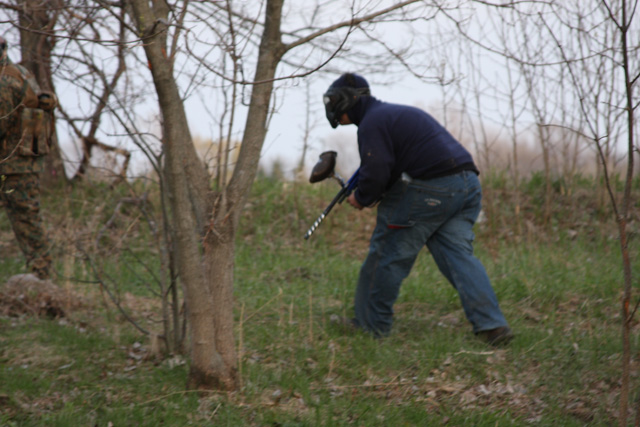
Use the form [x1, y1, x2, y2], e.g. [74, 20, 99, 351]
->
[415, 163, 479, 181]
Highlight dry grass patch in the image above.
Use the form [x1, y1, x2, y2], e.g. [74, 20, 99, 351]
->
[0, 274, 85, 318]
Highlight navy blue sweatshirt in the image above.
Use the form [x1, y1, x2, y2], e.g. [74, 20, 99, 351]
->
[347, 96, 477, 207]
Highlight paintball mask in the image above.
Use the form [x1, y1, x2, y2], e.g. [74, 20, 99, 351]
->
[323, 73, 370, 128]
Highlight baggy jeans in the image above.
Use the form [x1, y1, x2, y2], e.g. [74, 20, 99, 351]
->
[354, 170, 508, 336]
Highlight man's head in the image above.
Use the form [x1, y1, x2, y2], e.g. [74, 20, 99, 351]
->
[323, 73, 370, 128]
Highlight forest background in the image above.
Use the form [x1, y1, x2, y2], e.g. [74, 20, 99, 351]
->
[0, 0, 638, 425]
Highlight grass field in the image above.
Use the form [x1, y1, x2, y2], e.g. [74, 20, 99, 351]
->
[0, 173, 637, 426]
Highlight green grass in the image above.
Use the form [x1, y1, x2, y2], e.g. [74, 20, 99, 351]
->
[0, 173, 634, 425]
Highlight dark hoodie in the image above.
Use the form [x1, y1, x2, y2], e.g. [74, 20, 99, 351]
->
[347, 96, 477, 207]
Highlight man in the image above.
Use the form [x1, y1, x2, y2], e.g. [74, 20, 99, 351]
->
[0, 36, 55, 280]
[323, 73, 512, 345]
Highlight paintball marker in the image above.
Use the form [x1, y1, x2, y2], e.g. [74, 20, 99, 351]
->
[304, 151, 359, 240]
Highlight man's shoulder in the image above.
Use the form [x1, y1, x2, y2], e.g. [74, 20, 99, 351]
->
[361, 101, 421, 126]
[1, 61, 28, 77]
[0, 65, 26, 93]
[368, 100, 424, 116]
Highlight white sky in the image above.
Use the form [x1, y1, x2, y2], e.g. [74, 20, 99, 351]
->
[6, 0, 633, 180]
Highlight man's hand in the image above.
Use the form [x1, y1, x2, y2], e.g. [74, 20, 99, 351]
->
[347, 193, 364, 210]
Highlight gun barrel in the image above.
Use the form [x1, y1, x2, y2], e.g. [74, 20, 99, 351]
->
[304, 168, 359, 240]
[303, 188, 343, 239]
[303, 213, 325, 240]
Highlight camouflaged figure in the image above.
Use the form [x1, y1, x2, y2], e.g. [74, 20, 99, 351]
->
[0, 37, 56, 279]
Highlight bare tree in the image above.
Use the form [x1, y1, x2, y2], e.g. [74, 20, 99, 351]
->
[528, 3, 638, 421]
[502, 54, 528, 237]
[450, 1, 638, 423]
[127, 0, 437, 390]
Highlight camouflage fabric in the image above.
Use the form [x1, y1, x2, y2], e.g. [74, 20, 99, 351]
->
[0, 57, 50, 175]
[0, 54, 52, 279]
[0, 173, 52, 279]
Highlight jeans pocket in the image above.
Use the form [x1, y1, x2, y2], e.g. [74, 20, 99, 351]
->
[378, 182, 414, 229]
[409, 183, 456, 223]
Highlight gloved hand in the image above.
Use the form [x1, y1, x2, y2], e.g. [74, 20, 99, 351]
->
[37, 92, 57, 111]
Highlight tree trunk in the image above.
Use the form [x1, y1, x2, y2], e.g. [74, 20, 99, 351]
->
[130, 0, 287, 391]
[618, 3, 635, 420]
[201, 225, 238, 388]
[129, 0, 236, 391]
[227, 0, 285, 205]
[17, 0, 66, 183]
[200, 0, 286, 386]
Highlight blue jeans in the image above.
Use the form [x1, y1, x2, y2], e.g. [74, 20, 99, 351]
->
[353, 171, 508, 336]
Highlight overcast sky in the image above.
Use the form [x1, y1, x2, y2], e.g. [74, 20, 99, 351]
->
[6, 1, 629, 180]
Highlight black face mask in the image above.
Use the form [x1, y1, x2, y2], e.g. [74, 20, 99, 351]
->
[323, 86, 370, 128]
